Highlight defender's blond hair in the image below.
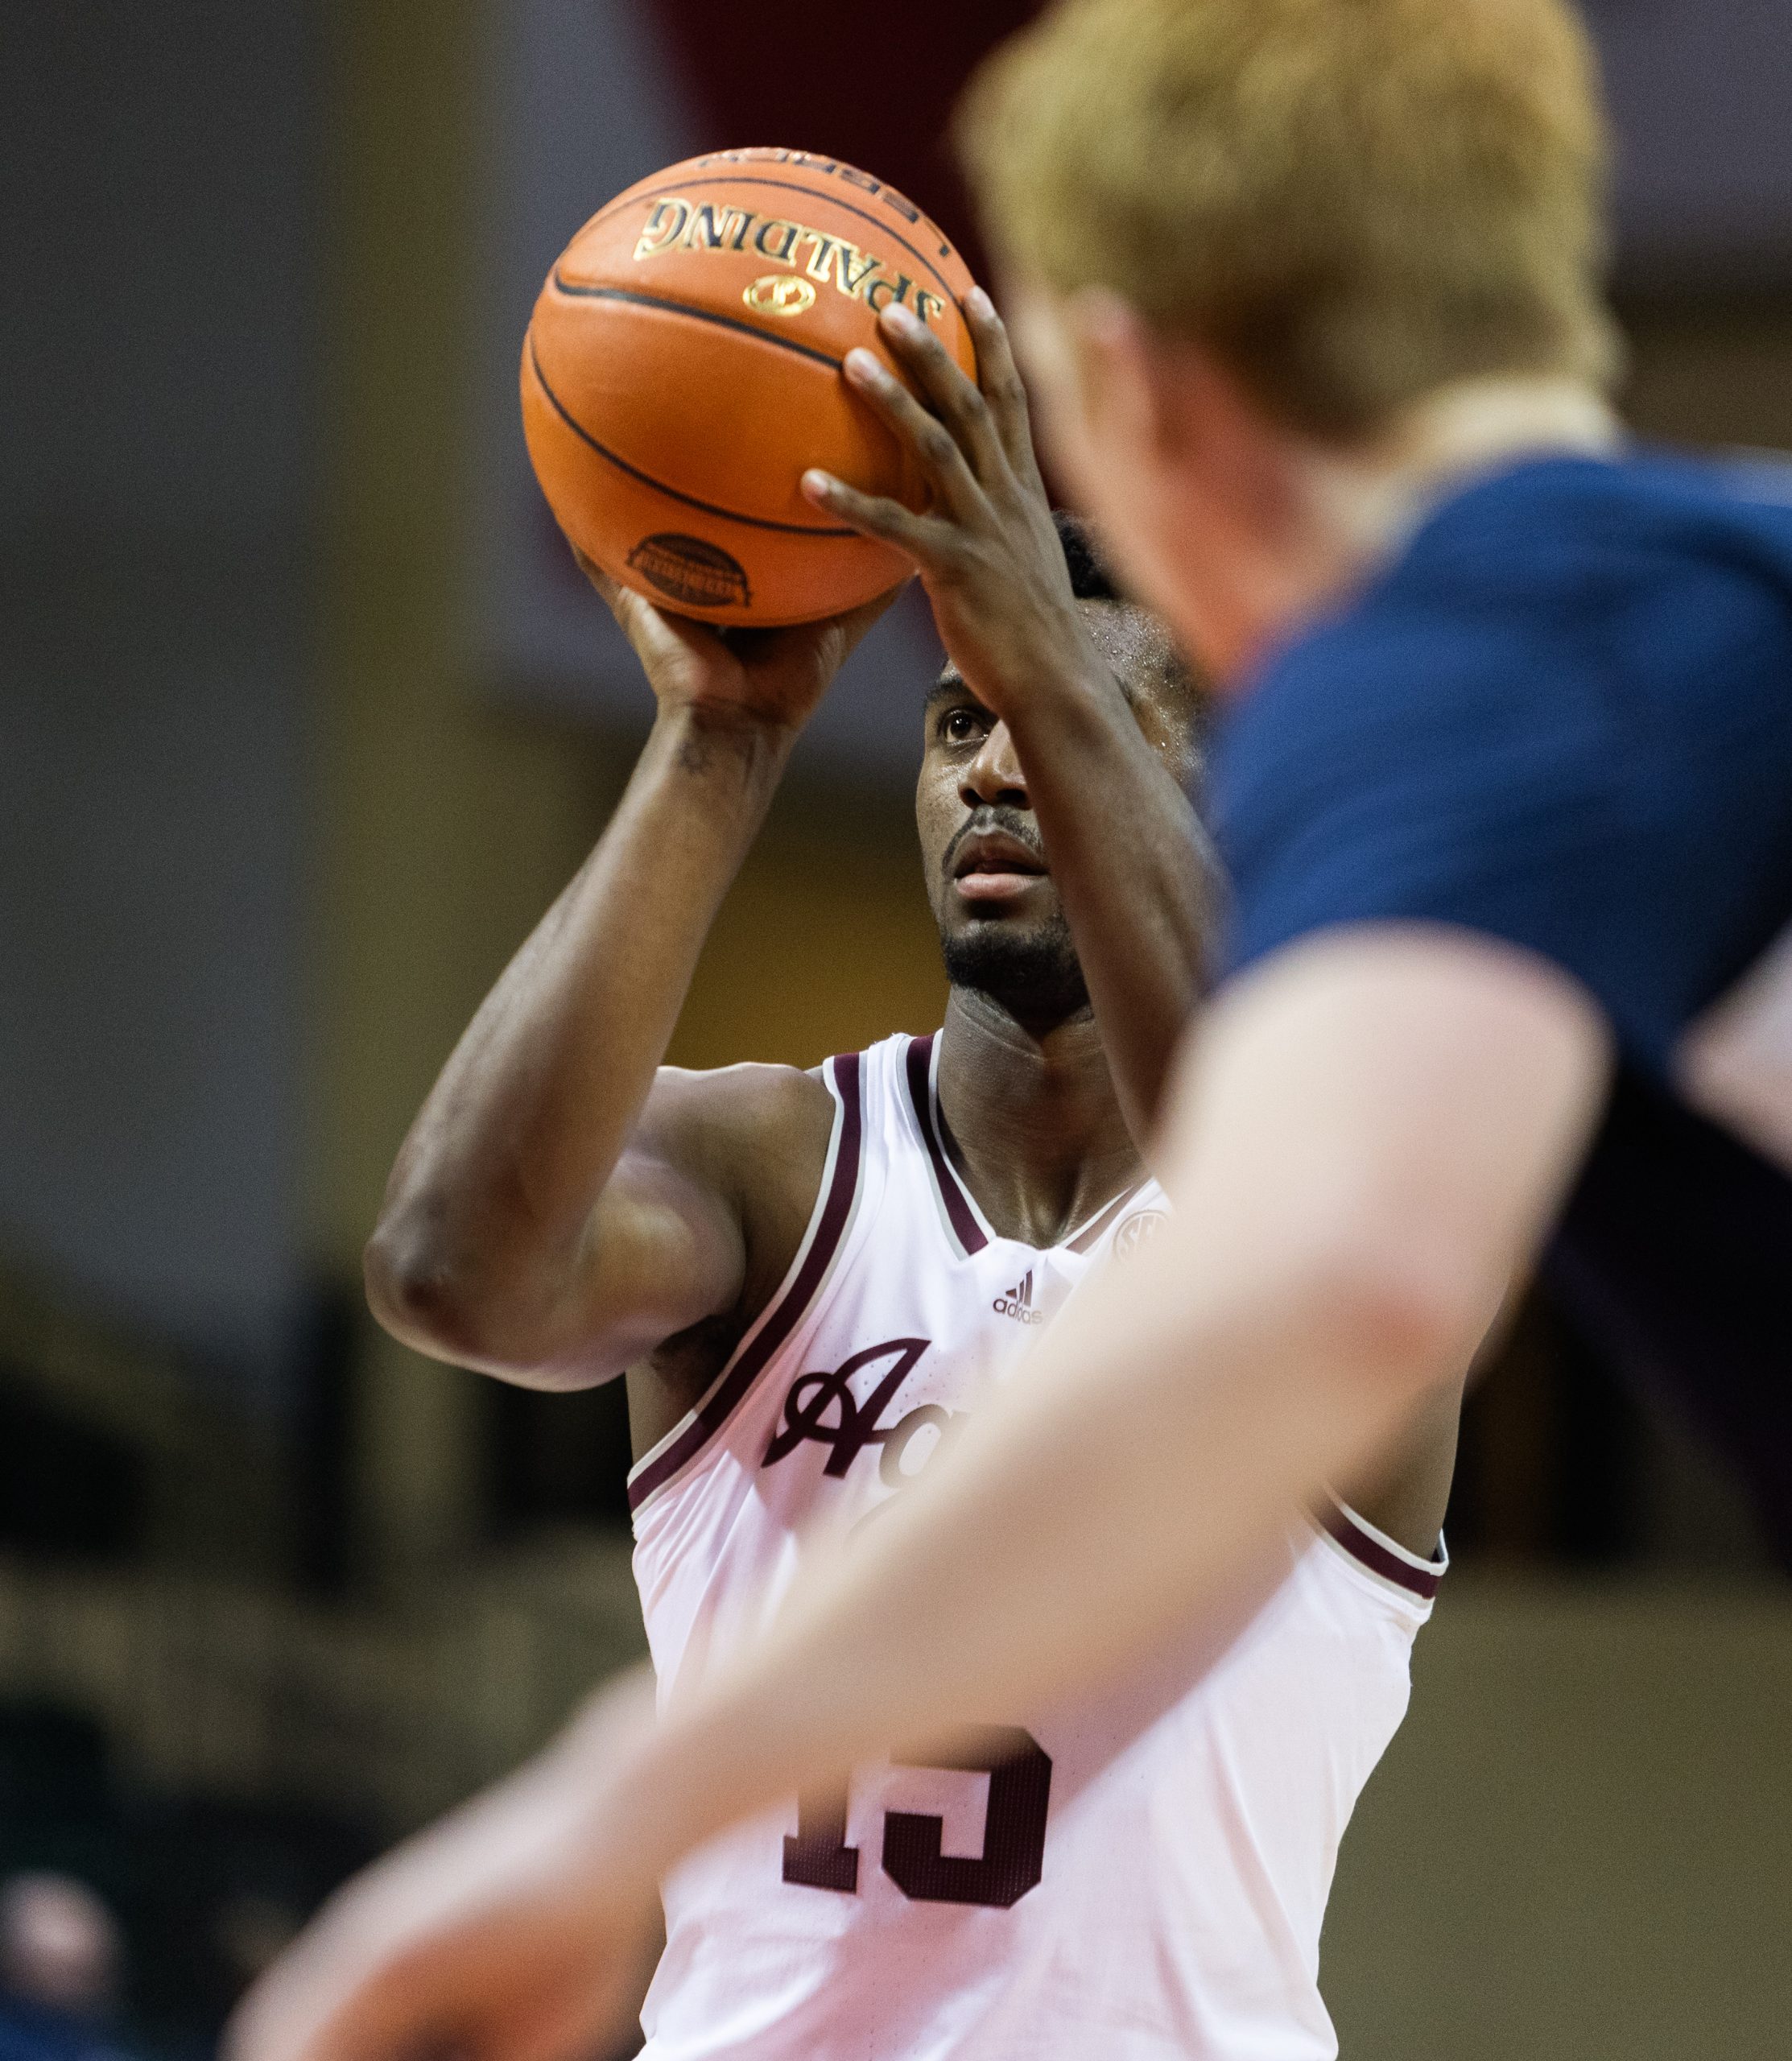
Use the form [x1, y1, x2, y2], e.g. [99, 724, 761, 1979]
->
[959, 0, 1621, 439]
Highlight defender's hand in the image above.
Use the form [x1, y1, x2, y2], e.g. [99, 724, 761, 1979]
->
[799, 291, 1105, 721]
[578, 550, 902, 737]
[225, 1673, 665, 2061]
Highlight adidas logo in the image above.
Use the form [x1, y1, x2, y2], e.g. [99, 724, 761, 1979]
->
[993, 1268, 1046, 1325]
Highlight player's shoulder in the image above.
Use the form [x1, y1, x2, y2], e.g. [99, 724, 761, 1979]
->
[1212, 451, 1792, 1047]
[642, 1059, 838, 1199]
[1233, 448, 1792, 791]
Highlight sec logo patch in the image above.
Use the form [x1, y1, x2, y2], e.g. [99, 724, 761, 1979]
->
[1113, 1209, 1167, 1262]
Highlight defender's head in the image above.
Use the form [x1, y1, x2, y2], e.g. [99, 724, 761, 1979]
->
[958, 0, 1621, 677]
[915, 513, 1204, 1033]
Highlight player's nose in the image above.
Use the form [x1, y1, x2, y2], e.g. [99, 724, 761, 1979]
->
[960, 719, 1029, 809]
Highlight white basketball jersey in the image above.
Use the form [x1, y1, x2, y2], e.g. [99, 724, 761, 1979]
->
[629, 1033, 1444, 2061]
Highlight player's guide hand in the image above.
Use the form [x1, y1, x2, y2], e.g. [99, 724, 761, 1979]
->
[802, 287, 1108, 722]
[224, 1671, 663, 2061]
[576, 547, 899, 740]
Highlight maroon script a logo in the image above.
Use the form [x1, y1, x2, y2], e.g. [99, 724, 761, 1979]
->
[762, 1338, 931, 1477]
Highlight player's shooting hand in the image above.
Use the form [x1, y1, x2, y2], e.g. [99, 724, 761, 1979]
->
[225, 1671, 665, 2061]
[576, 548, 902, 737]
[800, 291, 1105, 724]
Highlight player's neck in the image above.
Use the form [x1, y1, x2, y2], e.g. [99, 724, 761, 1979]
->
[932, 989, 1144, 1248]
[1211, 377, 1622, 681]
[1307, 374, 1622, 570]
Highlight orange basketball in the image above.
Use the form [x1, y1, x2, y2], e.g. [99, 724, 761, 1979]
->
[521, 148, 981, 626]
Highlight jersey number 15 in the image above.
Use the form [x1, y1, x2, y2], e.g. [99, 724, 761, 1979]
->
[782, 1725, 1052, 1910]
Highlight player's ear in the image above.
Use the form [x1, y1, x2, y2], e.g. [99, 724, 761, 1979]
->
[1002, 279, 1117, 496]
[1013, 281, 1216, 512]
[1059, 287, 1164, 447]
[1084, 302, 1274, 483]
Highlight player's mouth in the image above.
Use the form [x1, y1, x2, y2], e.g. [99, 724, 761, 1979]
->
[951, 828, 1047, 905]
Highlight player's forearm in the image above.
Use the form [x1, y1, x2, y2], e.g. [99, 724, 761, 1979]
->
[1005, 671, 1210, 1146]
[366, 705, 792, 1352]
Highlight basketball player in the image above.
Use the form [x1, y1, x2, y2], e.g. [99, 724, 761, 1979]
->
[229, 293, 1458, 2061]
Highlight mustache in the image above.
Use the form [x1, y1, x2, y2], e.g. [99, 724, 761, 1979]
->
[941, 807, 1045, 879]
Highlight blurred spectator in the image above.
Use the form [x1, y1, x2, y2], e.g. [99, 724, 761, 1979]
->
[0, 1875, 131, 2061]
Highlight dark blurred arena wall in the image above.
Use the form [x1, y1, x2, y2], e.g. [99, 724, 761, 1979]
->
[0, 4, 315, 1398]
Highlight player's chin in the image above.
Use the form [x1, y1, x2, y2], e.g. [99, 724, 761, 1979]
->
[943, 902, 1058, 956]
[938, 891, 1066, 963]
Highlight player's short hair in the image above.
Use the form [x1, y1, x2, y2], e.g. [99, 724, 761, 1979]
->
[1055, 510, 1122, 602]
[960, 0, 1622, 440]
[1055, 511, 1206, 730]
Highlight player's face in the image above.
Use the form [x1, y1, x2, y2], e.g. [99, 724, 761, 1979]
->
[915, 602, 1195, 1030]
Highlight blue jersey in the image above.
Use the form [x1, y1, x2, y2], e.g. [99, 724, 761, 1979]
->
[1211, 451, 1792, 1554]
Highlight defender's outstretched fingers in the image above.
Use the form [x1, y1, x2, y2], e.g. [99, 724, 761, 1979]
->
[875, 304, 1007, 484]
[962, 287, 1046, 491]
[801, 468, 943, 559]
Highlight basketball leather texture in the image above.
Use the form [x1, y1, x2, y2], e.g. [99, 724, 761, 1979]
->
[522, 148, 980, 626]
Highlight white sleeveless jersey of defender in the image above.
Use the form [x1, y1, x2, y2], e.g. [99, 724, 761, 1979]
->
[629, 1034, 1443, 2061]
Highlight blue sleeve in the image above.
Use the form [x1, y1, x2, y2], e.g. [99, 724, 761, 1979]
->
[1213, 566, 1792, 1076]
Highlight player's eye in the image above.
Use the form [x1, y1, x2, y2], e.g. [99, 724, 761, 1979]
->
[939, 707, 984, 745]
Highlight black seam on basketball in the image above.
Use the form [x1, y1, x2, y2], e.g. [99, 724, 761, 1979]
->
[580, 177, 964, 305]
[525, 336, 860, 541]
[549, 275, 844, 371]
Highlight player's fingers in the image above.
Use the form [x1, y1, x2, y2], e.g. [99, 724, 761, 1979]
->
[801, 469, 948, 561]
[569, 544, 616, 601]
[874, 304, 1008, 484]
[840, 347, 982, 517]
[574, 540, 733, 666]
[572, 546, 663, 642]
[572, 544, 655, 638]
[962, 287, 1046, 492]
[498, 1964, 644, 2061]
[234, 1923, 544, 2061]
[225, 1943, 399, 2061]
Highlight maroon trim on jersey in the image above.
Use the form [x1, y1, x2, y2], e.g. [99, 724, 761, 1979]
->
[905, 1034, 989, 1256]
[1319, 1501, 1445, 1600]
[1064, 1181, 1149, 1255]
[627, 1051, 865, 1514]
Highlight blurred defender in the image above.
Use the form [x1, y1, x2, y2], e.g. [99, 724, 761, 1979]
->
[237, 304, 1458, 2061]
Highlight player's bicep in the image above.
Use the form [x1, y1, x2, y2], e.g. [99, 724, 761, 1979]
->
[569, 1137, 749, 1376]
[544, 1061, 834, 1387]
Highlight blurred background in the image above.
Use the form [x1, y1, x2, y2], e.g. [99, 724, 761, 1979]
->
[2, 3, 1790, 2057]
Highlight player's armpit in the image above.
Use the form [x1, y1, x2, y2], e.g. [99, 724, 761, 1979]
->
[1332, 1368, 1466, 1559]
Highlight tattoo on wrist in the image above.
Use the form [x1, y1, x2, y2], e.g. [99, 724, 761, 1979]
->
[660, 703, 792, 787]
